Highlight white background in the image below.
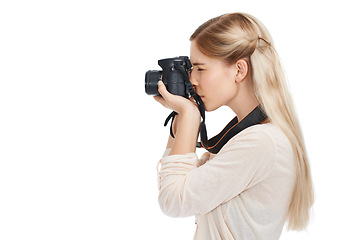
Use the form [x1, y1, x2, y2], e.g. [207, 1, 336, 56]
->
[0, 0, 339, 239]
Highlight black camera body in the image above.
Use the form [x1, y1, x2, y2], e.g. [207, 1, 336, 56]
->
[145, 56, 192, 98]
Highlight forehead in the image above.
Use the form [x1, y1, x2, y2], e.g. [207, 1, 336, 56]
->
[190, 41, 227, 67]
[190, 41, 207, 63]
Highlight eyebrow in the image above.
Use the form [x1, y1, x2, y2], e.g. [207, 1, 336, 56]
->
[192, 63, 205, 66]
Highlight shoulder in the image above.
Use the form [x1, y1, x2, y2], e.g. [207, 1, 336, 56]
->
[228, 123, 289, 146]
[221, 123, 293, 159]
[223, 123, 277, 149]
[215, 124, 278, 162]
[210, 124, 283, 183]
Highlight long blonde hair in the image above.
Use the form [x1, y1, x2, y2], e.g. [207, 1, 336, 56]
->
[190, 12, 314, 230]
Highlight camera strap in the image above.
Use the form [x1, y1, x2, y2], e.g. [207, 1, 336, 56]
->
[164, 61, 267, 154]
[197, 106, 267, 154]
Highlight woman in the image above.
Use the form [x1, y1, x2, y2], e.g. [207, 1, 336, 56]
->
[155, 12, 314, 239]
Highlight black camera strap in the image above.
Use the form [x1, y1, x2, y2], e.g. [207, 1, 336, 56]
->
[164, 61, 267, 154]
[197, 106, 267, 154]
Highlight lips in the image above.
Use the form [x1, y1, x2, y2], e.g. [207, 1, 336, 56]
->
[194, 88, 204, 99]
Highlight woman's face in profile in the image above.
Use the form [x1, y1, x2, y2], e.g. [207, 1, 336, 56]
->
[190, 41, 238, 111]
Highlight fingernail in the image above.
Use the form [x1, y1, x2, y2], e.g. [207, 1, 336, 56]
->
[158, 81, 162, 86]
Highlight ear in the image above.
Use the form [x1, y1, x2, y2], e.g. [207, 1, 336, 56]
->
[234, 59, 249, 83]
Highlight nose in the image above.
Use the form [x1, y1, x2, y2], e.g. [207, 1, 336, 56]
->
[189, 70, 198, 87]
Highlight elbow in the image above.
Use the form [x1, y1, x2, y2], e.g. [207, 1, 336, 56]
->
[158, 200, 191, 218]
[158, 192, 182, 218]
[159, 203, 181, 218]
[158, 190, 196, 218]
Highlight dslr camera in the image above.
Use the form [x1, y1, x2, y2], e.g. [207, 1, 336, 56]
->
[145, 56, 193, 98]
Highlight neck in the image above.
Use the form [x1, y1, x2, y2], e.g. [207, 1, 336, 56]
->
[233, 100, 259, 121]
[228, 84, 260, 121]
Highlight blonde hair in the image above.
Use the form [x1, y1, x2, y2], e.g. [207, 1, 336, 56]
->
[190, 13, 314, 230]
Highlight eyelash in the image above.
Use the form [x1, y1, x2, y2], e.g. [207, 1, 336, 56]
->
[190, 67, 204, 73]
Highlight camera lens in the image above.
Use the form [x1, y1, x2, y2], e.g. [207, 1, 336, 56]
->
[145, 70, 162, 95]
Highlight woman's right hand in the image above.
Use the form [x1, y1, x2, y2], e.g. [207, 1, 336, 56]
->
[154, 81, 200, 122]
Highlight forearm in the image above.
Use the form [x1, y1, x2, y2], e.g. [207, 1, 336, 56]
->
[166, 115, 177, 149]
[166, 134, 175, 149]
[169, 109, 200, 155]
[154, 80, 201, 154]
[158, 152, 199, 217]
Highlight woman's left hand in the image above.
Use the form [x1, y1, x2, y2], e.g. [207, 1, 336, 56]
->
[154, 81, 200, 118]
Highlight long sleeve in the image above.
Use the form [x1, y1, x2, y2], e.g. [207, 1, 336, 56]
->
[157, 128, 277, 218]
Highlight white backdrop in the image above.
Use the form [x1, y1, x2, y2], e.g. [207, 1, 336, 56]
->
[0, 0, 339, 239]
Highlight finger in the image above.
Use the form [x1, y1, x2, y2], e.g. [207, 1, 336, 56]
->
[157, 81, 171, 100]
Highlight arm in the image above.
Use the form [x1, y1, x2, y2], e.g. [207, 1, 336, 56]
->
[169, 110, 200, 155]
[165, 114, 178, 149]
[154, 81, 201, 155]
[158, 130, 276, 217]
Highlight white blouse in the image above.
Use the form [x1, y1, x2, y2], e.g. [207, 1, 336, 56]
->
[157, 123, 296, 240]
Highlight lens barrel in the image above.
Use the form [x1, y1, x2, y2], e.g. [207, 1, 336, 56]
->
[145, 70, 162, 95]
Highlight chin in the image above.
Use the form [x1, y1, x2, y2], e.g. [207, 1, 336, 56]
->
[205, 104, 220, 112]
[202, 99, 224, 112]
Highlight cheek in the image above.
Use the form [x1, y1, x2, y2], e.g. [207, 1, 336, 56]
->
[202, 72, 237, 109]
[201, 72, 229, 95]
[200, 72, 220, 91]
